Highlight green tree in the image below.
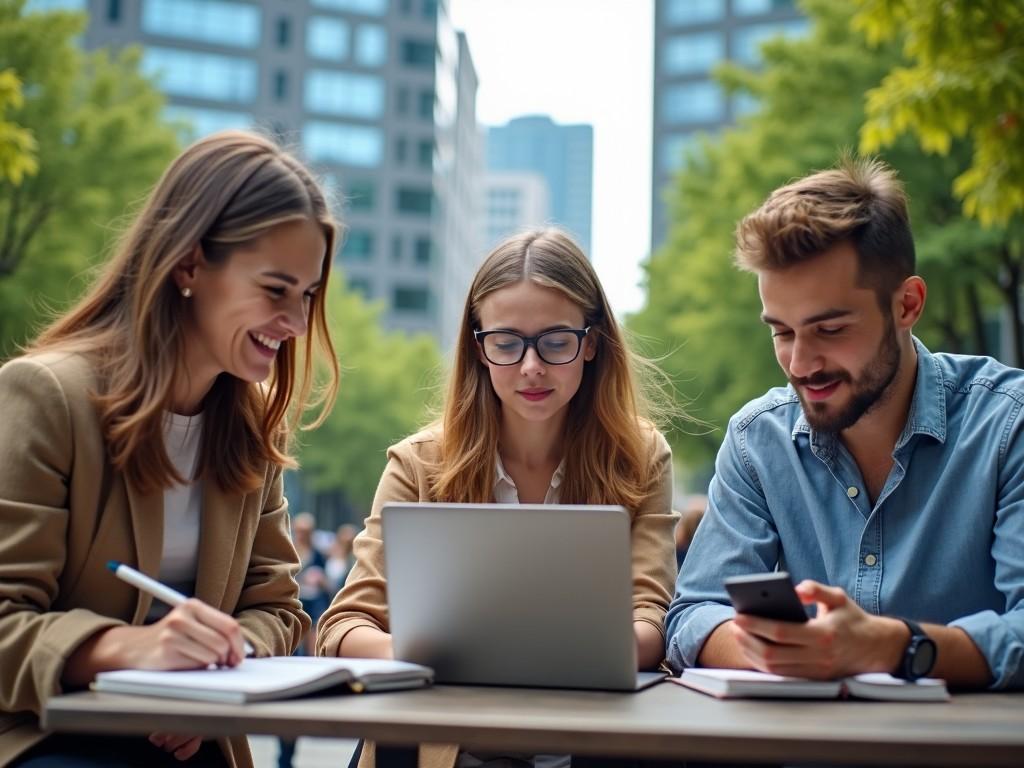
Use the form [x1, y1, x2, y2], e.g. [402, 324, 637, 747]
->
[855, 0, 1024, 227]
[0, 1, 179, 358]
[296, 280, 442, 522]
[0, 69, 37, 185]
[632, 0, 1012, 472]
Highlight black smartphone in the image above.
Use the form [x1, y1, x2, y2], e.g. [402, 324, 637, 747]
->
[723, 571, 809, 623]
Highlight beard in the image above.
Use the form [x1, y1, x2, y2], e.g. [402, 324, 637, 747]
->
[791, 318, 902, 434]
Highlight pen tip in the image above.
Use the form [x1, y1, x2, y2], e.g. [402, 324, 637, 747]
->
[106, 560, 121, 572]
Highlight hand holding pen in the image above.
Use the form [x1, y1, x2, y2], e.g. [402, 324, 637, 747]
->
[104, 561, 252, 669]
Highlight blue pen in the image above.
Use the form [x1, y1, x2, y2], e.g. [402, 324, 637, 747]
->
[107, 560, 254, 657]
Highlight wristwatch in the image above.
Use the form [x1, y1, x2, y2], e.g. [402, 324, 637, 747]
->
[896, 618, 937, 681]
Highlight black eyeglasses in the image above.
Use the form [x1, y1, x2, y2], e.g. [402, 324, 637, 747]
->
[473, 327, 591, 366]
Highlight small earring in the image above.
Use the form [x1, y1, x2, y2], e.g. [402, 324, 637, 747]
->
[181, 287, 193, 298]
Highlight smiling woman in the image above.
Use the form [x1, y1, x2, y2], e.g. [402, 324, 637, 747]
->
[0, 131, 341, 768]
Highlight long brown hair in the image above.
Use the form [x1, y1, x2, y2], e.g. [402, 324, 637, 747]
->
[431, 228, 664, 510]
[30, 130, 340, 495]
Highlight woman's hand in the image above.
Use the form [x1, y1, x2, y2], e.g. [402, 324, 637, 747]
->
[149, 732, 205, 761]
[62, 599, 246, 686]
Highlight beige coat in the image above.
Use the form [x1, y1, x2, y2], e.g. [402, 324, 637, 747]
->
[0, 351, 309, 767]
[317, 426, 678, 768]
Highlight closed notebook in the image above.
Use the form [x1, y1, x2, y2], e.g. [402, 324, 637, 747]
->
[673, 668, 949, 702]
[92, 656, 433, 704]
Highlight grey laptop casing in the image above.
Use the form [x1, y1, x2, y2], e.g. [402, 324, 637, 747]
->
[382, 502, 663, 691]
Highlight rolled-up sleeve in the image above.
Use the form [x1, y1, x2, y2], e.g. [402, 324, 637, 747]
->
[949, 414, 1024, 689]
[665, 418, 781, 672]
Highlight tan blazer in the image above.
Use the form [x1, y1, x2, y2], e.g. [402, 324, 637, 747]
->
[0, 351, 309, 767]
[317, 425, 678, 768]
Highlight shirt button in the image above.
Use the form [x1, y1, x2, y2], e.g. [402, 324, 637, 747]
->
[864, 553, 878, 566]
[847, 486, 859, 498]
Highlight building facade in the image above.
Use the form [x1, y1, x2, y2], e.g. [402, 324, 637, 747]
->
[486, 115, 593, 258]
[651, 0, 806, 251]
[483, 170, 550, 252]
[32, 0, 479, 346]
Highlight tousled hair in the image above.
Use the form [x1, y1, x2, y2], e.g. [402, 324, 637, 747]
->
[30, 130, 340, 495]
[431, 228, 664, 511]
[735, 156, 915, 302]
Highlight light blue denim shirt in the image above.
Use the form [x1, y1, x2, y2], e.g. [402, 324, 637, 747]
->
[667, 339, 1024, 688]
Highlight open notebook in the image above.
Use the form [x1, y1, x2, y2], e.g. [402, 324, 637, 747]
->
[92, 656, 433, 704]
[674, 668, 949, 702]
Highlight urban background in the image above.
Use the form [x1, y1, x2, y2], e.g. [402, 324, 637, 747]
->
[1, 0, 1021, 522]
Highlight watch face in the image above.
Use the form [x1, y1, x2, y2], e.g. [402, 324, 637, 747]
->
[912, 638, 937, 678]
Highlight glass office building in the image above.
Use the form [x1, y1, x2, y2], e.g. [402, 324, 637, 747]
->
[34, 0, 479, 346]
[651, 0, 808, 251]
[486, 116, 593, 258]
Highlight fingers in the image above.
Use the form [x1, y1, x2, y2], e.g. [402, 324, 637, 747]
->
[154, 599, 244, 668]
[733, 616, 840, 679]
[795, 580, 848, 609]
[150, 733, 204, 761]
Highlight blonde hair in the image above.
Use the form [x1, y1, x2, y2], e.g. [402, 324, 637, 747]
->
[735, 156, 915, 301]
[30, 130, 340, 495]
[431, 228, 663, 511]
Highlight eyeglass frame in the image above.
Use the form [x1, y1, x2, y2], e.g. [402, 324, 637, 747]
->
[473, 326, 592, 366]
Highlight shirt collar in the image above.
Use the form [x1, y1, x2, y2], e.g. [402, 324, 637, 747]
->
[791, 336, 947, 446]
[493, 454, 566, 494]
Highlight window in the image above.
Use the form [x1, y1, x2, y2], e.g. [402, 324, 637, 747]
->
[393, 285, 431, 312]
[401, 39, 435, 69]
[312, 0, 387, 15]
[347, 277, 373, 299]
[395, 86, 409, 115]
[391, 235, 402, 262]
[394, 136, 407, 164]
[733, 0, 797, 16]
[143, 48, 258, 103]
[422, 0, 437, 18]
[304, 121, 383, 167]
[341, 230, 374, 261]
[355, 24, 388, 66]
[660, 133, 699, 173]
[164, 106, 252, 140]
[417, 89, 434, 120]
[664, 0, 723, 25]
[307, 16, 350, 61]
[276, 17, 291, 47]
[399, 0, 412, 14]
[304, 70, 384, 118]
[141, 0, 261, 48]
[413, 237, 431, 266]
[662, 32, 724, 75]
[661, 81, 723, 124]
[730, 19, 809, 66]
[273, 70, 288, 101]
[417, 139, 433, 169]
[107, 0, 121, 21]
[345, 179, 375, 211]
[396, 187, 432, 215]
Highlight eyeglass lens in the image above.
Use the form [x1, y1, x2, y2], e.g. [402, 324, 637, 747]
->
[481, 331, 581, 365]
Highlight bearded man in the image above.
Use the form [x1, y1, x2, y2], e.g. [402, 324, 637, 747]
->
[666, 158, 1024, 690]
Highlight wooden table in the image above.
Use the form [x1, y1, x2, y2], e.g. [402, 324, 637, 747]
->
[43, 682, 1024, 766]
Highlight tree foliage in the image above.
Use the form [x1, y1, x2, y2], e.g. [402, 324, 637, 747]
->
[296, 280, 442, 522]
[632, 0, 1016, 474]
[0, 69, 37, 185]
[0, 1, 179, 358]
[855, 0, 1024, 226]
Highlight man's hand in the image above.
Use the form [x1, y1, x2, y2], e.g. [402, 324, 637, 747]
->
[731, 579, 908, 679]
[149, 732, 205, 761]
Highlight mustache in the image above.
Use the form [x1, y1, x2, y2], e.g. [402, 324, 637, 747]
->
[790, 370, 852, 387]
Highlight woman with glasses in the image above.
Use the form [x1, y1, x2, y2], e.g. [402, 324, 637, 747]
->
[318, 228, 678, 768]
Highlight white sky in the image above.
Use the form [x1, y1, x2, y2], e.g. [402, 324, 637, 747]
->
[447, 0, 655, 316]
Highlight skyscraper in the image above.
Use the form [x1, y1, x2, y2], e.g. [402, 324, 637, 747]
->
[486, 115, 593, 257]
[30, 0, 479, 347]
[651, 0, 807, 251]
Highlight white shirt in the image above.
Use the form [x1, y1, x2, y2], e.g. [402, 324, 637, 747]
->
[147, 412, 203, 621]
[493, 454, 565, 504]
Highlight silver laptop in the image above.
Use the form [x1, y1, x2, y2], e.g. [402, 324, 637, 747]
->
[382, 502, 665, 691]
